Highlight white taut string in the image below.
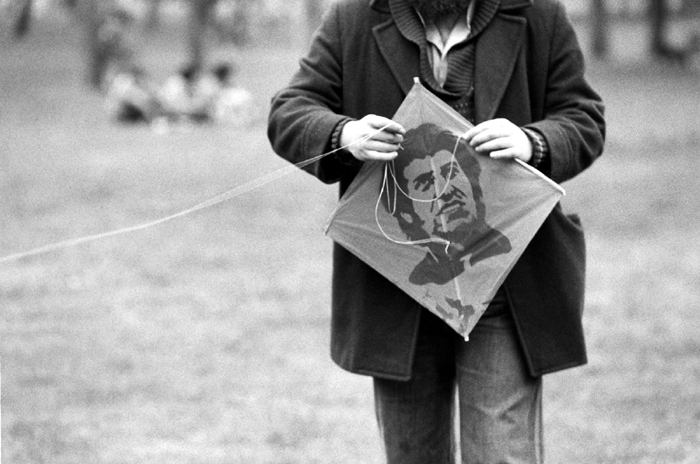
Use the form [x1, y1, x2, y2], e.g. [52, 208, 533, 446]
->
[0, 124, 396, 264]
[373, 133, 467, 253]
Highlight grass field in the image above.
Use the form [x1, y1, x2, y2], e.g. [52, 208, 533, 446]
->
[2, 13, 700, 464]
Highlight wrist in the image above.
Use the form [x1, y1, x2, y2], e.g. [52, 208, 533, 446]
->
[330, 118, 361, 166]
[521, 127, 549, 168]
[331, 118, 351, 152]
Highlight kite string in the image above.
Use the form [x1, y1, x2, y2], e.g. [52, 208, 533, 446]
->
[0, 124, 394, 264]
[389, 134, 463, 203]
[374, 133, 467, 253]
[374, 163, 451, 251]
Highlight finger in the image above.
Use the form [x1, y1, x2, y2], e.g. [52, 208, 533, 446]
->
[366, 116, 406, 135]
[468, 124, 512, 145]
[473, 137, 514, 153]
[370, 130, 404, 144]
[470, 130, 512, 149]
[463, 124, 489, 142]
[489, 148, 518, 159]
[363, 150, 398, 161]
[363, 140, 402, 153]
[464, 119, 513, 141]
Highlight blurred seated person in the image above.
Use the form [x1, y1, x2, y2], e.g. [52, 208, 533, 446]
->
[159, 65, 214, 123]
[209, 62, 254, 125]
[159, 62, 253, 125]
[98, 7, 164, 125]
[103, 65, 164, 124]
[95, 7, 137, 89]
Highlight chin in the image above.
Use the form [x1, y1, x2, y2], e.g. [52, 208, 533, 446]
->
[434, 218, 474, 236]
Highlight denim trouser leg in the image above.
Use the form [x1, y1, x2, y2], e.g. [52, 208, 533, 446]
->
[457, 304, 543, 463]
[373, 304, 542, 464]
[374, 309, 457, 464]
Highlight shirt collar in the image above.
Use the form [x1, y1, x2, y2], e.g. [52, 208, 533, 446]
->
[421, 2, 476, 57]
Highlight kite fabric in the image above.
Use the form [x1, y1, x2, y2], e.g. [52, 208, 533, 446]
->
[324, 80, 565, 340]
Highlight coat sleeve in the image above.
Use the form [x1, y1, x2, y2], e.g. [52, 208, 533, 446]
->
[267, 2, 359, 184]
[525, 2, 606, 184]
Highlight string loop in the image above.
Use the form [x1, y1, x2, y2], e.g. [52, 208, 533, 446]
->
[374, 132, 467, 253]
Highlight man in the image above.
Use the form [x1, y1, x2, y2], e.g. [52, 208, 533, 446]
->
[268, 0, 605, 461]
[390, 122, 512, 286]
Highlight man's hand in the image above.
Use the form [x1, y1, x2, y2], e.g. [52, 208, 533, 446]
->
[464, 118, 533, 163]
[340, 115, 406, 162]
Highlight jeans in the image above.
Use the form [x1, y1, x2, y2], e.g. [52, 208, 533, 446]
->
[373, 298, 543, 464]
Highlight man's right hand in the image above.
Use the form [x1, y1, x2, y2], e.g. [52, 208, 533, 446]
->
[340, 115, 406, 161]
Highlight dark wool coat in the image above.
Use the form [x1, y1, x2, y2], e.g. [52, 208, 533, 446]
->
[268, 0, 606, 379]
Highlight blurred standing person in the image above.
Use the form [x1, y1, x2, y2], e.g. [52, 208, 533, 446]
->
[268, 0, 605, 462]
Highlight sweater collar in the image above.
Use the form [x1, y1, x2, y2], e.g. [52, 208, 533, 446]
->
[389, 0, 502, 48]
[387, 0, 502, 97]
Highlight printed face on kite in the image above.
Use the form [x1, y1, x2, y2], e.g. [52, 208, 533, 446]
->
[392, 123, 486, 245]
[388, 123, 513, 287]
[403, 148, 478, 242]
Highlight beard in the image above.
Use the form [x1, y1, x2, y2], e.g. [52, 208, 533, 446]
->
[407, 0, 473, 21]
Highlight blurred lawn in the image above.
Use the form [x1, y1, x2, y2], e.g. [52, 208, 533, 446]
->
[2, 13, 700, 464]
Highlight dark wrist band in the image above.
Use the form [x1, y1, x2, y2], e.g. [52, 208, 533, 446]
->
[522, 127, 549, 168]
[330, 119, 361, 166]
[331, 119, 350, 152]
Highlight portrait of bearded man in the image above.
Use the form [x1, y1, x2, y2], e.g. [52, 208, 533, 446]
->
[387, 122, 512, 286]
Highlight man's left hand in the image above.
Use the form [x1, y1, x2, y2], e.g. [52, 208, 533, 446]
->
[464, 119, 532, 163]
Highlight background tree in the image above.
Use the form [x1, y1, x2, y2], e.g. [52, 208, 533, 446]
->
[72, 0, 104, 88]
[649, 0, 673, 58]
[209, 0, 251, 49]
[13, 0, 33, 39]
[145, 0, 164, 30]
[187, 0, 252, 73]
[187, 0, 217, 73]
[591, 0, 610, 59]
[304, 0, 324, 42]
[648, 0, 700, 63]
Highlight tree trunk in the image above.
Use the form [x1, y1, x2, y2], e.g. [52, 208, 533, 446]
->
[188, 0, 217, 73]
[591, 0, 610, 59]
[145, 0, 163, 30]
[650, 0, 670, 56]
[75, 0, 103, 89]
[13, 0, 33, 39]
[304, 0, 324, 43]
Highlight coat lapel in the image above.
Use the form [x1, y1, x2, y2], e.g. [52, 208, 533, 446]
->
[474, 13, 527, 122]
[372, 5, 528, 119]
[373, 18, 420, 97]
